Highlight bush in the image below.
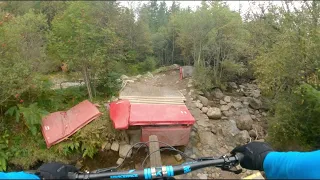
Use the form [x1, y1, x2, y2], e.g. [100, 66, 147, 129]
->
[193, 64, 214, 91]
[137, 56, 157, 73]
[221, 60, 247, 82]
[268, 84, 320, 151]
[95, 72, 121, 98]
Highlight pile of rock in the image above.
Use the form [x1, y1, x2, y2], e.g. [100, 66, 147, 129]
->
[106, 141, 133, 165]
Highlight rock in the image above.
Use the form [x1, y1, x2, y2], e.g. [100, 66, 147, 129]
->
[195, 101, 203, 109]
[146, 72, 153, 78]
[198, 131, 218, 148]
[239, 85, 246, 89]
[255, 139, 265, 142]
[187, 83, 193, 88]
[252, 89, 261, 98]
[252, 124, 265, 138]
[221, 116, 228, 120]
[197, 173, 207, 179]
[222, 110, 234, 117]
[224, 96, 231, 103]
[212, 88, 224, 99]
[126, 80, 134, 83]
[198, 96, 208, 106]
[174, 154, 183, 162]
[197, 91, 204, 95]
[207, 100, 215, 107]
[136, 74, 142, 79]
[232, 102, 243, 109]
[249, 130, 257, 138]
[101, 142, 111, 151]
[201, 107, 208, 113]
[75, 161, 83, 169]
[235, 108, 249, 116]
[251, 115, 256, 120]
[248, 108, 255, 114]
[249, 98, 262, 110]
[240, 97, 251, 103]
[235, 130, 250, 145]
[120, 75, 129, 80]
[220, 100, 227, 105]
[229, 82, 238, 89]
[236, 115, 253, 131]
[207, 107, 222, 119]
[220, 105, 231, 111]
[116, 158, 124, 165]
[119, 144, 132, 158]
[111, 141, 120, 151]
[262, 112, 267, 117]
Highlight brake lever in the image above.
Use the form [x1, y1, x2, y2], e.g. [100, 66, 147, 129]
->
[216, 155, 243, 174]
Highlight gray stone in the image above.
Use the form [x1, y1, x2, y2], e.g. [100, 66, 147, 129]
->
[187, 83, 193, 88]
[120, 75, 129, 80]
[116, 158, 124, 165]
[236, 115, 253, 131]
[136, 74, 142, 79]
[248, 108, 255, 114]
[181, 66, 194, 78]
[201, 107, 208, 113]
[249, 98, 262, 110]
[224, 96, 231, 103]
[251, 115, 256, 120]
[212, 88, 224, 99]
[198, 95, 208, 106]
[195, 102, 203, 109]
[126, 80, 134, 83]
[232, 102, 243, 109]
[207, 107, 222, 119]
[252, 89, 261, 98]
[174, 154, 183, 162]
[235, 108, 250, 116]
[146, 72, 154, 78]
[198, 131, 218, 148]
[229, 82, 238, 89]
[240, 97, 251, 103]
[220, 105, 231, 111]
[101, 142, 111, 151]
[119, 144, 132, 158]
[111, 141, 120, 151]
[222, 110, 234, 117]
[235, 130, 250, 145]
[252, 124, 265, 138]
[249, 130, 257, 138]
[197, 173, 207, 179]
[262, 112, 267, 117]
[207, 100, 215, 107]
[220, 100, 227, 105]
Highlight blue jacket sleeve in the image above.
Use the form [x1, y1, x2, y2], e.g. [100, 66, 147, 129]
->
[263, 150, 320, 179]
[0, 172, 40, 179]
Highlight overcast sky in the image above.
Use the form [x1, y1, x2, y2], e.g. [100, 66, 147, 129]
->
[118, 1, 286, 15]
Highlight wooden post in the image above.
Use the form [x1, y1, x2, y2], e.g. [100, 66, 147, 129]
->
[149, 135, 162, 167]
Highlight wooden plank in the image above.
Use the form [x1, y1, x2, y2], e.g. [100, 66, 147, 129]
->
[130, 101, 185, 105]
[124, 99, 185, 103]
[149, 135, 162, 167]
[120, 96, 185, 99]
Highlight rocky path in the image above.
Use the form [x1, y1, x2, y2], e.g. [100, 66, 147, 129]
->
[116, 67, 269, 179]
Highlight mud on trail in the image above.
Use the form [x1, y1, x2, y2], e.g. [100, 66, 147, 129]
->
[85, 68, 265, 179]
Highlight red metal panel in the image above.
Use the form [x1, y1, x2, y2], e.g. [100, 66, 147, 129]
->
[129, 104, 195, 126]
[109, 100, 130, 130]
[141, 125, 192, 147]
[41, 100, 101, 148]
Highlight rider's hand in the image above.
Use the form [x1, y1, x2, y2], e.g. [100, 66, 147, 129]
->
[36, 162, 78, 179]
[231, 142, 274, 171]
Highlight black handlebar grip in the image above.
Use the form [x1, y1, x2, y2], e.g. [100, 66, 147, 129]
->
[235, 153, 244, 162]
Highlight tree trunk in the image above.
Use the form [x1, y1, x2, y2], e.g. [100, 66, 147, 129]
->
[172, 27, 175, 64]
[83, 66, 93, 101]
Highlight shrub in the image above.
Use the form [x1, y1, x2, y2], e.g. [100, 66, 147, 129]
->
[193, 64, 214, 91]
[137, 56, 158, 73]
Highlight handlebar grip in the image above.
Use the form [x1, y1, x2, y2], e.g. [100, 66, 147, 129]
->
[235, 153, 244, 162]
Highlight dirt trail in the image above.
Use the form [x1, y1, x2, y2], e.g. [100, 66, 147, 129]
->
[119, 69, 261, 179]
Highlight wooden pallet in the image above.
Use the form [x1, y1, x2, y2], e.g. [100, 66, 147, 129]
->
[119, 95, 186, 105]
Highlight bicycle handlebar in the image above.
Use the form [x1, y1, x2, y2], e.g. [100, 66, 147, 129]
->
[68, 153, 244, 179]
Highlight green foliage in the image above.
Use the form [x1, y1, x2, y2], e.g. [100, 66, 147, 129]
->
[193, 65, 214, 91]
[137, 56, 158, 73]
[221, 60, 248, 82]
[95, 72, 122, 98]
[268, 84, 320, 150]
[0, 130, 9, 171]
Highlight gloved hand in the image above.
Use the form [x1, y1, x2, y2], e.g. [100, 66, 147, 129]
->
[231, 142, 274, 171]
[36, 162, 78, 179]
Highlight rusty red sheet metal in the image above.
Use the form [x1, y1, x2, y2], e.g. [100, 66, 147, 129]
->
[41, 100, 101, 148]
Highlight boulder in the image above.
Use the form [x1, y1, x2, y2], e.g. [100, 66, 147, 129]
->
[232, 102, 243, 109]
[120, 75, 129, 80]
[201, 107, 208, 113]
[174, 154, 183, 162]
[116, 158, 124, 165]
[198, 131, 218, 148]
[249, 130, 257, 138]
[101, 142, 111, 151]
[195, 101, 203, 109]
[252, 124, 265, 138]
[119, 144, 132, 158]
[228, 82, 238, 89]
[220, 100, 227, 105]
[249, 98, 262, 110]
[224, 96, 231, 103]
[220, 105, 231, 111]
[235, 130, 250, 145]
[207, 100, 215, 107]
[236, 114, 253, 131]
[222, 110, 234, 117]
[207, 107, 222, 119]
[212, 88, 224, 99]
[198, 95, 208, 106]
[251, 90, 261, 98]
[111, 141, 120, 151]
[250, 115, 256, 120]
